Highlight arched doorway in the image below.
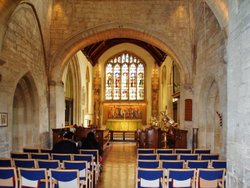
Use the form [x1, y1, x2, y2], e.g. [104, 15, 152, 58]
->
[12, 73, 39, 151]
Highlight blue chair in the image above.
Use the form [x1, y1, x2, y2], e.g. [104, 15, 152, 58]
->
[196, 168, 225, 188]
[0, 158, 13, 167]
[211, 160, 226, 169]
[156, 149, 173, 154]
[79, 149, 100, 184]
[158, 154, 178, 161]
[138, 154, 158, 160]
[161, 160, 184, 169]
[50, 169, 80, 188]
[37, 159, 60, 170]
[23, 148, 40, 153]
[137, 149, 155, 154]
[73, 154, 94, 188]
[187, 160, 209, 169]
[138, 160, 160, 168]
[194, 149, 211, 154]
[63, 161, 89, 188]
[200, 154, 219, 161]
[40, 148, 52, 153]
[13, 159, 36, 168]
[179, 154, 199, 161]
[175, 149, 192, 154]
[51, 153, 72, 163]
[30, 153, 50, 160]
[166, 169, 196, 188]
[0, 167, 18, 188]
[18, 168, 48, 188]
[137, 168, 164, 188]
[10, 152, 29, 159]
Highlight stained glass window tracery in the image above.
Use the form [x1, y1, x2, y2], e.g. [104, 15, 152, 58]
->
[105, 52, 145, 101]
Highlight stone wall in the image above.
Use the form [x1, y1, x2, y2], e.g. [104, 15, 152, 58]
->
[228, 0, 250, 187]
[192, 1, 227, 154]
[0, 3, 49, 155]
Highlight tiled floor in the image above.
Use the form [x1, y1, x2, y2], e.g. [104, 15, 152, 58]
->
[96, 142, 137, 188]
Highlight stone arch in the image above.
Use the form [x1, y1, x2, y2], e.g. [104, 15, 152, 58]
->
[50, 25, 190, 86]
[198, 75, 223, 154]
[12, 72, 39, 151]
[205, 0, 228, 35]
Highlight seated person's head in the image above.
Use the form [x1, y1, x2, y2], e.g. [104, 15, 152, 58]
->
[87, 131, 95, 140]
[63, 131, 74, 140]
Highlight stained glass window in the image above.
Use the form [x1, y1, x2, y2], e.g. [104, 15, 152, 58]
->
[105, 52, 145, 101]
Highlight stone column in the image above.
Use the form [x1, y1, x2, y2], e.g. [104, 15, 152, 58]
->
[49, 80, 65, 129]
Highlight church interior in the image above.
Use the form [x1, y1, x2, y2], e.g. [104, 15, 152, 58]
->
[0, 0, 249, 187]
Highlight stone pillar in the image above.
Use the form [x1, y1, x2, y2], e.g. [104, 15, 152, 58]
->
[49, 81, 65, 129]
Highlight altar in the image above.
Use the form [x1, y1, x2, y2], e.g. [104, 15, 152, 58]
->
[106, 119, 143, 131]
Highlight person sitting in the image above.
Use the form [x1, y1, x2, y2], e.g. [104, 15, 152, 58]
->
[81, 131, 103, 157]
[52, 131, 79, 154]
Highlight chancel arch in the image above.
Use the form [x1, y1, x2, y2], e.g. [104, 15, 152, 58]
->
[12, 72, 39, 151]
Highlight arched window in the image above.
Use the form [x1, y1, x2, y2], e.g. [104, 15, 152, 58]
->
[105, 52, 145, 101]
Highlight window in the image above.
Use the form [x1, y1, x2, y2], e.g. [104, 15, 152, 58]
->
[105, 52, 145, 101]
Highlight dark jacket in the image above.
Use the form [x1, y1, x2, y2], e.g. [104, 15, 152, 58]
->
[52, 140, 79, 154]
[81, 132, 103, 156]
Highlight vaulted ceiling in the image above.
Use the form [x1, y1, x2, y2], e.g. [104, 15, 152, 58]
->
[81, 38, 167, 66]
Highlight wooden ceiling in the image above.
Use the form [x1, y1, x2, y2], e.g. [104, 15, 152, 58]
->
[81, 38, 167, 66]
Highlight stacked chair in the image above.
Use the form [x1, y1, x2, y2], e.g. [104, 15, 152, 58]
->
[0, 147, 101, 188]
[136, 148, 226, 188]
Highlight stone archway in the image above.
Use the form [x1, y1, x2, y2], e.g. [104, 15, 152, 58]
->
[198, 77, 222, 154]
[12, 73, 39, 151]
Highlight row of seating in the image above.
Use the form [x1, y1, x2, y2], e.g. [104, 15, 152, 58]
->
[0, 166, 89, 188]
[137, 148, 211, 154]
[138, 153, 220, 161]
[137, 159, 226, 169]
[136, 168, 226, 188]
[10, 150, 99, 163]
[23, 148, 52, 153]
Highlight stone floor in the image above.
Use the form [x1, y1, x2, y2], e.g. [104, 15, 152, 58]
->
[96, 142, 137, 188]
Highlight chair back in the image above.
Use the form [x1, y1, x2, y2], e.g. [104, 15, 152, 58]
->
[138, 160, 160, 168]
[13, 159, 36, 168]
[0, 167, 18, 188]
[196, 168, 225, 188]
[80, 149, 99, 164]
[175, 149, 192, 154]
[137, 149, 155, 154]
[167, 169, 196, 188]
[156, 149, 173, 154]
[161, 160, 184, 169]
[187, 160, 209, 169]
[37, 159, 60, 170]
[200, 154, 219, 161]
[11, 152, 29, 159]
[23, 148, 40, 153]
[179, 154, 199, 161]
[63, 161, 88, 181]
[0, 158, 13, 167]
[40, 149, 52, 153]
[18, 168, 47, 188]
[30, 153, 50, 160]
[158, 154, 178, 161]
[137, 168, 164, 188]
[73, 154, 94, 171]
[51, 153, 72, 163]
[50, 169, 80, 188]
[138, 154, 158, 160]
[194, 149, 211, 154]
[211, 160, 226, 169]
